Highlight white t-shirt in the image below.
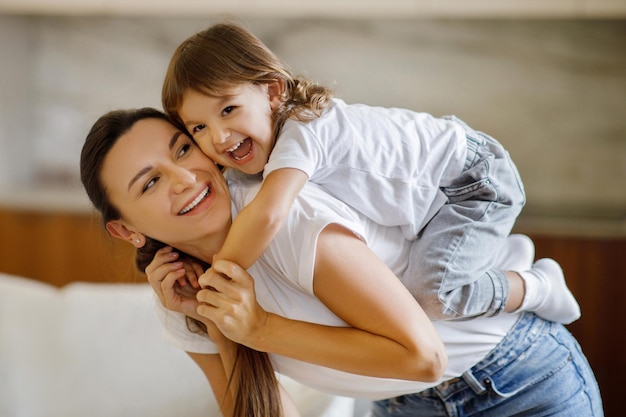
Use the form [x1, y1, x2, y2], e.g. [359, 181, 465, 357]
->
[264, 98, 468, 239]
[155, 176, 518, 400]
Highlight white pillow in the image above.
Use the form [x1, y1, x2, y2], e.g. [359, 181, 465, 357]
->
[0, 273, 353, 417]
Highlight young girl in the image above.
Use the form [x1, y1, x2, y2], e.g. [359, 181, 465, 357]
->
[162, 22, 580, 323]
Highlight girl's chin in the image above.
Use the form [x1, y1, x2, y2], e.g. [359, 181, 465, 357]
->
[233, 160, 264, 175]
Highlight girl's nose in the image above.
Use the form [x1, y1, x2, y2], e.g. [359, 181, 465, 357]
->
[210, 125, 231, 145]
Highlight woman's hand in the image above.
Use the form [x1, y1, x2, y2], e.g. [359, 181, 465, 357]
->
[145, 246, 203, 319]
[196, 260, 270, 348]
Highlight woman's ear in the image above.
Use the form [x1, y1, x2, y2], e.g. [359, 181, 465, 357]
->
[106, 220, 145, 248]
[268, 79, 285, 109]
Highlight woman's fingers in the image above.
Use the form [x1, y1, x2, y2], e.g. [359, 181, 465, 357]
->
[142, 246, 202, 317]
[179, 259, 204, 289]
[144, 246, 178, 276]
[195, 260, 267, 346]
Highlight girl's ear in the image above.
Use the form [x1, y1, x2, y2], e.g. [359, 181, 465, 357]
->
[267, 79, 285, 110]
[106, 220, 145, 248]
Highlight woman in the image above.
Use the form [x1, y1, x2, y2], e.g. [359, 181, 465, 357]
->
[80, 108, 603, 417]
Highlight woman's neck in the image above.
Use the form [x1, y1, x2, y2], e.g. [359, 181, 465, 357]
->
[173, 220, 232, 266]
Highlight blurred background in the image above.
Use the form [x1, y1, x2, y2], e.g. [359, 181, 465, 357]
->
[0, 1, 624, 415]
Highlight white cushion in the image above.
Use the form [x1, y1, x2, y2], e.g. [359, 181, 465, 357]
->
[0, 273, 353, 417]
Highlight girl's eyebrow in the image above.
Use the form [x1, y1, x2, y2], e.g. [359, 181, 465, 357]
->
[126, 131, 183, 191]
[183, 95, 235, 129]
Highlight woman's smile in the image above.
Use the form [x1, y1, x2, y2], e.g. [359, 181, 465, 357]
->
[178, 184, 211, 215]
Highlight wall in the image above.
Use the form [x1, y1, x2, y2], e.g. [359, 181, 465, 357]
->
[0, 16, 624, 221]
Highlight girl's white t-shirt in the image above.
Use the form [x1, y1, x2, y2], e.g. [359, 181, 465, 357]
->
[154, 176, 518, 400]
[264, 98, 468, 240]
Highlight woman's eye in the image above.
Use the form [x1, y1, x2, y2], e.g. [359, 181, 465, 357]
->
[222, 106, 235, 116]
[142, 177, 159, 193]
[177, 143, 192, 158]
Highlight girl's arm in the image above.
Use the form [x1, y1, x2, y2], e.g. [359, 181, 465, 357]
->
[213, 168, 308, 268]
[197, 224, 447, 382]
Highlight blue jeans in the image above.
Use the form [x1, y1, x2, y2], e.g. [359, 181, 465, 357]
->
[402, 116, 526, 320]
[372, 313, 603, 417]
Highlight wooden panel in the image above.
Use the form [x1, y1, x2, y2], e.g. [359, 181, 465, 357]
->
[0, 208, 142, 286]
[522, 232, 625, 417]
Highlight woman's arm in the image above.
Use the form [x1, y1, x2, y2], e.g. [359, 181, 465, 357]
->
[197, 224, 447, 382]
[212, 168, 308, 268]
[187, 352, 235, 416]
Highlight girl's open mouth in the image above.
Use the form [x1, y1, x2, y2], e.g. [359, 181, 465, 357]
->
[227, 138, 253, 161]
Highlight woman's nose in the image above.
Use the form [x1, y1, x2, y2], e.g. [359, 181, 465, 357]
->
[170, 166, 197, 194]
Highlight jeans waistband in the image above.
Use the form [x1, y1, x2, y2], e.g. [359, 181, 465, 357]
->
[434, 313, 549, 399]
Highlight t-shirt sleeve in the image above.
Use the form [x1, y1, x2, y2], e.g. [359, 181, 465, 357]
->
[263, 121, 322, 180]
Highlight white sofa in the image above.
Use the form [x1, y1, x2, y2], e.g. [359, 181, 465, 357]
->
[0, 273, 355, 417]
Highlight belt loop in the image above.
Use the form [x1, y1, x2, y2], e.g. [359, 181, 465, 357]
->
[461, 369, 487, 395]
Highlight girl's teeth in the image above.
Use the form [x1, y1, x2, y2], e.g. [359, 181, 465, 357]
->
[226, 141, 243, 153]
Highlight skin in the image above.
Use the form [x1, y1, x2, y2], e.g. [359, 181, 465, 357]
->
[180, 82, 282, 175]
[102, 117, 447, 416]
[103, 118, 232, 263]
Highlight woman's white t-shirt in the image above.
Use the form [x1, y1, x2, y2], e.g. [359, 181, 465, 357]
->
[154, 175, 518, 400]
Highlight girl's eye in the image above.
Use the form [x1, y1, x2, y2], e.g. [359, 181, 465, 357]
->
[222, 106, 235, 116]
[192, 124, 205, 134]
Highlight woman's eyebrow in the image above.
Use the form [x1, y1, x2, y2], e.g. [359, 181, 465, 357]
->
[168, 131, 184, 150]
[127, 130, 184, 191]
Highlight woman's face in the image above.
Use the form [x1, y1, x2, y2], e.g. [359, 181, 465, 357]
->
[101, 117, 232, 260]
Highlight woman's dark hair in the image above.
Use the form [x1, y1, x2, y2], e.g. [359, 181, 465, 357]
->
[80, 107, 283, 417]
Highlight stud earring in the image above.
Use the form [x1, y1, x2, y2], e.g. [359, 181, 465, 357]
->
[135, 238, 141, 244]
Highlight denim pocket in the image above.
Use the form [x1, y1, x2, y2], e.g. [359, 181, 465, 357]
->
[481, 331, 573, 398]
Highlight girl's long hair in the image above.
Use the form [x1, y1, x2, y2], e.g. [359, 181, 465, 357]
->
[80, 107, 283, 417]
[162, 21, 333, 142]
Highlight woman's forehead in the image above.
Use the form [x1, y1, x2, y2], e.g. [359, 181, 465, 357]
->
[103, 119, 176, 187]
[127, 118, 178, 145]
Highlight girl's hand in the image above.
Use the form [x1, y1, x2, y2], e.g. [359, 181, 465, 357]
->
[145, 246, 202, 319]
[196, 259, 270, 348]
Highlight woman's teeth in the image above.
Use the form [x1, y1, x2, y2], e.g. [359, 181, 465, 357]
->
[179, 186, 209, 215]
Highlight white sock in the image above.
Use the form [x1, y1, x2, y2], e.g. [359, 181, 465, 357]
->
[518, 258, 581, 324]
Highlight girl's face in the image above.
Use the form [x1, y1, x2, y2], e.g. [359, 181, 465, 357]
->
[178, 82, 282, 175]
[101, 118, 232, 262]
